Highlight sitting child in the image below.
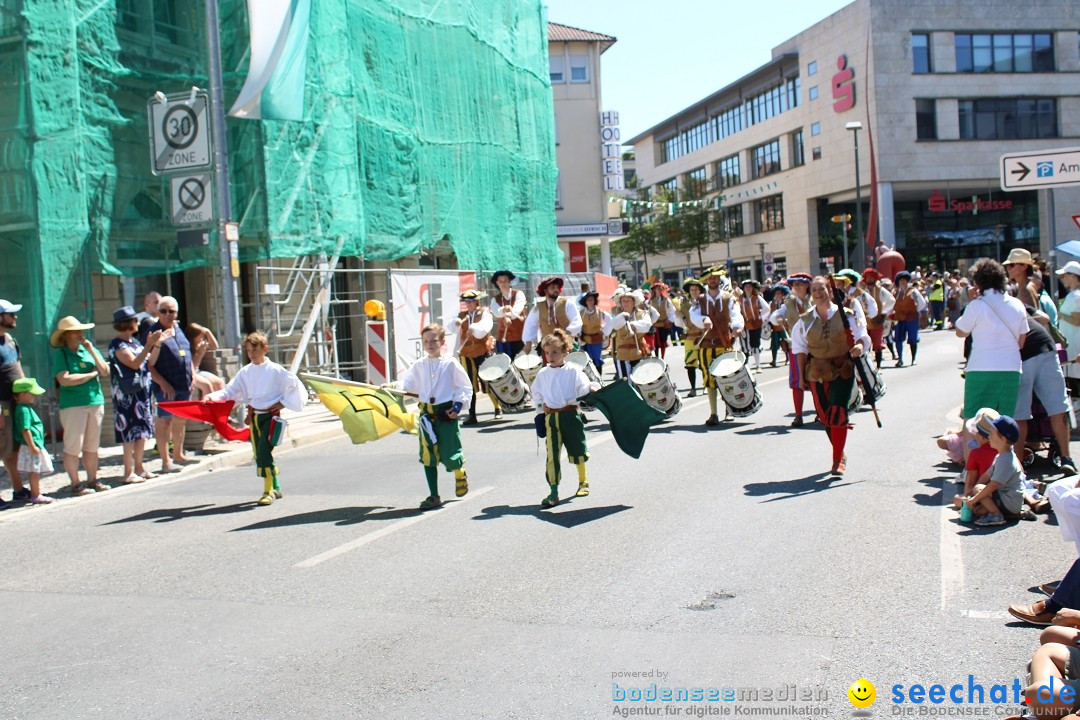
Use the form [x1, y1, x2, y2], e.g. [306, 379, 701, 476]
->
[953, 409, 999, 509]
[962, 415, 1024, 527]
[1008, 639, 1080, 720]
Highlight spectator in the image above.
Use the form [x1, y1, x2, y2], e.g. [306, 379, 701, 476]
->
[0, 298, 25, 505]
[109, 307, 162, 484]
[1057, 261, 1080, 392]
[1014, 305, 1076, 475]
[1004, 248, 1040, 308]
[148, 296, 195, 471]
[961, 415, 1024, 526]
[51, 316, 110, 495]
[187, 323, 226, 396]
[12, 377, 53, 504]
[136, 291, 161, 344]
[927, 273, 945, 330]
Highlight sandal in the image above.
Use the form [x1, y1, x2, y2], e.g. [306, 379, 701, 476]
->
[541, 492, 560, 508]
[72, 484, 95, 496]
[90, 482, 111, 492]
[455, 474, 468, 498]
[575, 482, 590, 497]
[122, 474, 147, 485]
[419, 496, 443, 510]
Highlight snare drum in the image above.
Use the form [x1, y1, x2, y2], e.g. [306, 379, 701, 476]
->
[478, 354, 530, 410]
[513, 353, 543, 387]
[566, 351, 603, 411]
[708, 350, 762, 417]
[629, 357, 681, 416]
[854, 355, 886, 404]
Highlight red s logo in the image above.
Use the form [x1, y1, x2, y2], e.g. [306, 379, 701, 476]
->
[832, 55, 855, 113]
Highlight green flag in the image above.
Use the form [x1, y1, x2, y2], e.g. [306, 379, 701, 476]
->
[579, 381, 666, 459]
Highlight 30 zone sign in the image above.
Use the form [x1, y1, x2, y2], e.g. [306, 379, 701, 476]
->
[148, 91, 212, 175]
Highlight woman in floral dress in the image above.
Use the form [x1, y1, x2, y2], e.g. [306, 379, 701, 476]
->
[108, 306, 162, 484]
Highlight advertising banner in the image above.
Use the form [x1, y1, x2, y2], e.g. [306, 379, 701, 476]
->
[390, 270, 476, 372]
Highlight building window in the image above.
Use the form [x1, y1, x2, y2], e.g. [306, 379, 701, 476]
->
[807, 61, 817, 76]
[746, 76, 800, 127]
[717, 154, 740, 189]
[658, 177, 679, 199]
[549, 54, 564, 83]
[915, 99, 936, 140]
[792, 129, 805, 167]
[808, 86, 818, 101]
[812, 146, 822, 161]
[660, 135, 680, 164]
[711, 104, 745, 142]
[720, 205, 743, 238]
[751, 140, 781, 179]
[684, 120, 709, 155]
[958, 98, 1057, 139]
[686, 167, 707, 194]
[955, 33, 1054, 73]
[569, 55, 589, 83]
[912, 33, 931, 73]
[811, 122, 820, 136]
[756, 195, 784, 232]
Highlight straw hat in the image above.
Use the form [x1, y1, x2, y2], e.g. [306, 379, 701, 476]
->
[50, 316, 95, 347]
[1003, 248, 1034, 266]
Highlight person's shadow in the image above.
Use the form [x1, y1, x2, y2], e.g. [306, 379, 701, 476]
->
[473, 502, 632, 528]
[743, 473, 857, 503]
[229, 506, 425, 531]
[101, 502, 259, 524]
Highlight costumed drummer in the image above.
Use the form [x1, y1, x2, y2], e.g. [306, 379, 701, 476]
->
[861, 268, 895, 370]
[489, 270, 526, 358]
[204, 331, 307, 506]
[767, 283, 790, 368]
[832, 269, 877, 327]
[689, 266, 744, 427]
[522, 276, 582, 359]
[740, 280, 770, 374]
[389, 323, 472, 510]
[578, 290, 610, 374]
[449, 290, 502, 425]
[891, 271, 927, 367]
[768, 273, 812, 427]
[792, 276, 871, 477]
[647, 282, 678, 359]
[679, 278, 705, 397]
[605, 288, 652, 381]
[531, 329, 601, 507]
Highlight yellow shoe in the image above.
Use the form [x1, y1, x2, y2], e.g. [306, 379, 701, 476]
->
[257, 492, 275, 506]
[575, 482, 590, 497]
[455, 473, 468, 497]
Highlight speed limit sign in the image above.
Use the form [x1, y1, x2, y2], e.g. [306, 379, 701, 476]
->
[148, 91, 212, 175]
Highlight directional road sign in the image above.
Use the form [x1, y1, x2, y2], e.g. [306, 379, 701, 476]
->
[1000, 146, 1080, 192]
[149, 91, 212, 175]
[170, 174, 213, 225]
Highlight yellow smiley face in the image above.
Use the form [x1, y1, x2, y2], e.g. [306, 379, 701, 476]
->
[848, 679, 876, 708]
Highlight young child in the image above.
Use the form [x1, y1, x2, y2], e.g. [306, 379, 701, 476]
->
[530, 329, 601, 508]
[205, 332, 306, 506]
[392, 324, 472, 510]
[952, 409, 1000, 509]
[13, 378, 54, 504]
[963, 415, 1024, 526]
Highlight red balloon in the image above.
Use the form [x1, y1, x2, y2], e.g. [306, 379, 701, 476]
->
[876, 250, 906, 281]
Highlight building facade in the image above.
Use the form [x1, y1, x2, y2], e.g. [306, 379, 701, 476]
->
[628, 0, 1080, 282]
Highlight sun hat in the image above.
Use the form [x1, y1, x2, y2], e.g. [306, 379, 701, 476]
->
[490, 270, 516, 283]
[536, 276, 564, 293]
[682, 278, 705, 293]
[1003, 248, 1034, 267]
[113, 306, 137, 323]
[965, 407, 1000, 437]
[578, 290, 600, 306]
[50, 316, 95, 347]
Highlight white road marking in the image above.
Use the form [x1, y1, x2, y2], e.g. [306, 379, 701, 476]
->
[294, 486, 496, 568]
[964, 609, 1008, 620]
[940, 475, 965, 612]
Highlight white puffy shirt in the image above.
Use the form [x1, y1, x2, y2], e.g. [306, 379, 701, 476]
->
[531, 363, 597, 411]
[394, 355, 473, 406]
[206, 360, 307, 412]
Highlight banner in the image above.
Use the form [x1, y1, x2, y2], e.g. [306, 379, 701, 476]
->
[390, 271, 476, 373]
[300, 374, 417, 445]
[228, 0, 312, 121]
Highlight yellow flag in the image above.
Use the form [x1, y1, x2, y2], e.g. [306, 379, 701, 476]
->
[300, 374, 417, 444]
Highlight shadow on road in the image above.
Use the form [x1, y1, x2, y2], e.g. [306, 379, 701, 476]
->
[914, 475, 950, 506]
[734, 424, 796, 436]
[229, 506, 425, 531]
[743, 473, 858, 503]
[101, 502, 259, 524]
[473, 502, 632, 528]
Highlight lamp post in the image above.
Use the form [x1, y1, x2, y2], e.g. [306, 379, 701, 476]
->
[845, 121, 863, 271]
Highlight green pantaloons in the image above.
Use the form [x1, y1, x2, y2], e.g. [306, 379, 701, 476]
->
[417, 402, 465, 471]
[544, 409, 588, 488]
[250, 412, 280, 495]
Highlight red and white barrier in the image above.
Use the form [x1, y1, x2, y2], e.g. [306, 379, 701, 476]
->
[366, 321, 389, 386]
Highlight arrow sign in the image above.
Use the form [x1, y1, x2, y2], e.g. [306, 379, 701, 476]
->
[1000, 147, 1080, 192]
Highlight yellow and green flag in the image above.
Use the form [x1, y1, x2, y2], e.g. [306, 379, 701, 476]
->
[300, 373, 417, 445]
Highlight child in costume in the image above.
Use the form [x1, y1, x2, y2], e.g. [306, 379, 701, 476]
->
[531, 329, 600, 507]
[391, 324, 472, 510]
[13, 378, 54, 504]
[205, 332, 306, 506]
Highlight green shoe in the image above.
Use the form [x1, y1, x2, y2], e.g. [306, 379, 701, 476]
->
[541, 492, 559, 508]
[419, 495, 443, 510]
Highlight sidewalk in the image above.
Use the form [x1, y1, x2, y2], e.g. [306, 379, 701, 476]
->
[0, 402, 345, 516]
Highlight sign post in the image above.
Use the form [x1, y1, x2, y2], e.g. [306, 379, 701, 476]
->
[1000, 147, 1080, 192]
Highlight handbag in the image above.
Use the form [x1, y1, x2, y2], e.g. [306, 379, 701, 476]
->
[267, 415, 287, 446]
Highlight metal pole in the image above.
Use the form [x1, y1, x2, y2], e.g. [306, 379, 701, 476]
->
[205, 0, 241, 349]
[1048, 189, 1059, 299]
[852, 127, 864, 271]
[841, 217, 849, 270]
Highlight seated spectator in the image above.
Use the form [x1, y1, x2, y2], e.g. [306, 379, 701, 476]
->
[952, 409, 999, 507]
[1009, 641, 1080, 720]
[187, 322, 226, 396]
[962, 415, 1024, 526]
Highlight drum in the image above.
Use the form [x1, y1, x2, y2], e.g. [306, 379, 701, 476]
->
[855, 355, 886, 403]
[513, 353, 543, 387]
[629, 357, 681, 416]
[709, 350, 762, 417]
[478, 354, 530, 409]
[566, 351, 603, 411]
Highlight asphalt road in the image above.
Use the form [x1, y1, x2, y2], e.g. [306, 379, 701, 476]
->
[2, 330, 1070, 719]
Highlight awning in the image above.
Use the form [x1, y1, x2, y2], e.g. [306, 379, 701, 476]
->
[1056, 240, 1080, 258]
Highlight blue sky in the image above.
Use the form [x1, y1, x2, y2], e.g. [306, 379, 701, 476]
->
[543, 0, 856, 140]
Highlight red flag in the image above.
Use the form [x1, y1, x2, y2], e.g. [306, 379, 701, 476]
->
[157, 400, 250, 442]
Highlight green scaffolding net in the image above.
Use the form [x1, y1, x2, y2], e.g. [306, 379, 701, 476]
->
[0, 0, 559, 374]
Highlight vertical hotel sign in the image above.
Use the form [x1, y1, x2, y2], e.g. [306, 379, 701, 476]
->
[601, 111, 624, 191]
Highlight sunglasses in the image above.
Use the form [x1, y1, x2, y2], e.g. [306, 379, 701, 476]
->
[159, 309, 178, 314]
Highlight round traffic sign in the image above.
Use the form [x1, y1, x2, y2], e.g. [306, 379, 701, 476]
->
[162, 105, 198, 150]
[178, 177, 206, 210]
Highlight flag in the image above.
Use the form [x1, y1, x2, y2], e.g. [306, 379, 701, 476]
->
[157, 400, 250, 442]
[579, 382, 666, 459]
[300, 373, 418, 445]
[228, 0, 312, 121]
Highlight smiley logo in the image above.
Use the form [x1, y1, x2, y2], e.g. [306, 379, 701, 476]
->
[848, 679, 876, 708]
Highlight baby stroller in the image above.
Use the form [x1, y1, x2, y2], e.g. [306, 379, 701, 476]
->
[1021, 359, 1076, 470]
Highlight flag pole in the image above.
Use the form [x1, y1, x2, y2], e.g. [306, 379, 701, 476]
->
[298, 372, 420, 399]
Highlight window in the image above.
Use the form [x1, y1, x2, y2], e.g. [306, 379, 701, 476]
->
[658, 177, 679, 199]
[711, 104, 745, 141]
[555, 171, 561, 209]
[717, 154, 740, 189]
[720, 205, 743, 238]
[746, 77, 800, 126]
[751, 140, 781, 178]
[955, 33, 1054, 73]
[660, 135, 681, 164]
[756, 195, 784, 232]
[915, 99, 936, 140]
[958, 98, 1057, 139]
[811, 122, 820, 136]
[153, 0, 179, 44]
[569, 55, 589, 83]
[807, 61, 817, 76]
[912, 33, 931, 73]
[683, 120, 709, 155]
[792, 129, 805, 167]
[812, 146, 822, 161]
[549, 54, 564, 83]
[808, 86, 819, 101]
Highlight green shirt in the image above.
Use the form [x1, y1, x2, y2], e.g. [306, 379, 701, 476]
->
[52, 344, 105, 409]
[14, 403, 44, 449]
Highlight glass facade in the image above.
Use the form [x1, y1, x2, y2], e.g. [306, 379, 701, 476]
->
[958, 98, 1057, 140]
[955, 33, 1054, 73]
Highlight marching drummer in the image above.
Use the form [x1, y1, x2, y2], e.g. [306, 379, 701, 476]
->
[648, 282, 678, 359]
[449, 289, 502, 425]
[679, 278, 705, 397]
[769, 273, 812, 427]
[740, 280, 770, 373]
[792, 276, 871, 477]
[767, 283, 790, 369]
[861, 268, 895, 370]
[832, 269, 877, 327]
[891, 271, 927, 367]
[522, 277, 582, 359]
[689, 266, 744, 427]
[489, 270, 526, 359]
[578, 290, 610, 375]
[605, 288, 653, 381]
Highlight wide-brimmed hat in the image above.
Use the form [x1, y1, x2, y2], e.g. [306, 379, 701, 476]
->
[616, 288, 644, 305]
[772, 283, 791, 295]
[965, 407, 1000, 437]
[700, 266, 727, 281]
[742, 279, 761, 290]
[894, 271, 912, 283]
[651, 281, 669, 291]
[536, 276, 564, 293]
[50, 316, 94, 347]
[113, 305, 137, 323]
[490, 269, 516, 283]
[786, 273, 813, 285]
[1003, 248, 1034, 267]
[578, 290, 600, 306]
[682, 278, 705, 293]
[834, 269, 861, 285]
[460, 289, 482, 302]
[0, 299, 22, 314]
[862, 268, 883, 283]
[1057, 261, 1080, 278]
[12, 377, 45, 396]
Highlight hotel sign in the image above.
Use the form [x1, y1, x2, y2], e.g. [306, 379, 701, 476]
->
[601, 111, 624, 191]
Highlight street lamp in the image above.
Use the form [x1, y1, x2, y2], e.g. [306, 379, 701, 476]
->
[845, 120, 863, 270]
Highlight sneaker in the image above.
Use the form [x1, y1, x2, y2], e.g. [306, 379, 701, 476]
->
[257, 492, 275, 506]
[1018, 508, 1038, 521]
[975, 513, 1006, 526]
[30, 495, 54, 505]
[493, 409, 504, 420]
[895, 360, 904, 368]
[1061, 457, 1078, 477]
[688, 389, 697, 398]
[12, 487, 30, 502]
[1007, 601, 1055, 626]
[461, 415, 479, 427]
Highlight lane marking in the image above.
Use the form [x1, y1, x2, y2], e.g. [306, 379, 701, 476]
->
[965, 609, 1008, 620]
[940, 475, 965, 612]
[294, 486, 496, 568]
